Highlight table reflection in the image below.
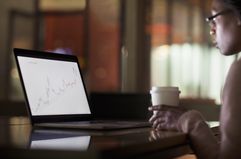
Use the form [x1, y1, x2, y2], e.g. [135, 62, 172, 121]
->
[0, 116, 190, 159]
[29, 129, 91, 151]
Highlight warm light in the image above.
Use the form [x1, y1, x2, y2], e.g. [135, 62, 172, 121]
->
[151, 43, 235, 104]
[40, 0, 86, 11]
[11, 68, 19, 79]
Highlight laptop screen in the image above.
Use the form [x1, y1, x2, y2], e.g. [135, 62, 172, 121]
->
[16, 54, 91, 116]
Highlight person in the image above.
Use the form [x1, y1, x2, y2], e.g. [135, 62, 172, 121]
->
[148, 0, 241, 159]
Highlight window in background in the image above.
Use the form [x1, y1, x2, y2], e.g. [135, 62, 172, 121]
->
[8, 0, 122, 100]
[39, 0, 87, 74]
[8, 0, 87, 101]
[7, 0, 234, 104]
[88, 0, 121, 92]
[150, 0, 235, 104]
[8, 11, 35, 100]
[42, 0, 122, 92]
[42, 12, 86, 68]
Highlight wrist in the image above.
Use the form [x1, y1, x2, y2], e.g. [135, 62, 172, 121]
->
[177, 110, 206, 133]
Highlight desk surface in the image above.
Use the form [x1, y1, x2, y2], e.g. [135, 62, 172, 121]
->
[0, 116, 190, 159]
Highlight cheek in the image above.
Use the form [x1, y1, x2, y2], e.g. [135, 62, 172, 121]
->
[216, 29, 227, 50]
[216, 25, 236, 55]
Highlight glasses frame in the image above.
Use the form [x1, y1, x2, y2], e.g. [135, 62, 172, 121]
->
[206, 9, 232, 25]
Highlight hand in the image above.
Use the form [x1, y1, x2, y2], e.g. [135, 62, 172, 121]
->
[148, 105, 186, 131]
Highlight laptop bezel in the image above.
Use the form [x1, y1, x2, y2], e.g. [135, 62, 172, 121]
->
[13, 48, 93, 124]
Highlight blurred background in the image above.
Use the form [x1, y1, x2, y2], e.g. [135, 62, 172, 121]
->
[0, 0, 237, 115]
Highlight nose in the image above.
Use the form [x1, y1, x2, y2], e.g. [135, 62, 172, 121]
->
[210, 30, 215, 36]
[209, 25, 216, 44]
[209, 23, 216, 36]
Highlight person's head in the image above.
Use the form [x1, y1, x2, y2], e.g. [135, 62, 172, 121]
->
[208, 0, 241, 55]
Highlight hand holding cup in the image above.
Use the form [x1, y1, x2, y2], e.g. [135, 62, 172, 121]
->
[149, 86, 185, 130]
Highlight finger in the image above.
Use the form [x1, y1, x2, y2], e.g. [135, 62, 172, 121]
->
[149, 114, 159, 123]
[149, 104, 178, 111]
[157, 121, 178, 131]
[153, 117, 165, 129]
[149, 112, 165, 123]
[158, 121, 173, 130]
[156, 122, 166, 130]
[152, 118, 158, 128]
[148, 105, 161, 111]
[156, 123, 161, 130]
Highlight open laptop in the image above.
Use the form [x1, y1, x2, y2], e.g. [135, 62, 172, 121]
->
[14, 48, 150, 130]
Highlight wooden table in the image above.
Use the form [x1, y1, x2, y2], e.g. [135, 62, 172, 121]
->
[0, 116, 191, 159]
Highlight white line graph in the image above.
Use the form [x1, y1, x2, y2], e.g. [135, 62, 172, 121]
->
[34, 68, 78, 113]
[18, 56, 91, 116]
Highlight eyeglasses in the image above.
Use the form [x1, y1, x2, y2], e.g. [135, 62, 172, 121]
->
[206, 9, 232, 26]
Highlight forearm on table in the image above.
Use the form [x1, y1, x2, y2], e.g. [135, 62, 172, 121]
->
[177, 110, 219, 159]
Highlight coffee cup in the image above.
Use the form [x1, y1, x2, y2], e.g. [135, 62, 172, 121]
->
[150, 86, 180, 114]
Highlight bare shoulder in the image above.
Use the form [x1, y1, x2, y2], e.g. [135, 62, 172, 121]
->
[226, 59, 241, 85]
[223, 58, 241, 108]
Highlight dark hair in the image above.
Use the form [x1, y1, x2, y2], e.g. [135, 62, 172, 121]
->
[221, 0, 241, 18]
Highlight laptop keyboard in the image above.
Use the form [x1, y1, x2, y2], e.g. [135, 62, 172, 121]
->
[37, 120, 151, 130]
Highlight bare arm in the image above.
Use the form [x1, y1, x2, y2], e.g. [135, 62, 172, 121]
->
[219, 59, 241, 159]
[149, 106, 219, 159]
[178, 59, 241, 159]
[177, 110, 219, 159]
[149, 60, 241, 158]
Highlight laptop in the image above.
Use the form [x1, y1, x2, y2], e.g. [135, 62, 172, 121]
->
[14, 48, 150, 130]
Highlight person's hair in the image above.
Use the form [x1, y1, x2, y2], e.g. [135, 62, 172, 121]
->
[221, 0, 241, 18]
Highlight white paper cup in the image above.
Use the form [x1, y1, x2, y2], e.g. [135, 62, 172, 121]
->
[150, 86, 180, 114]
